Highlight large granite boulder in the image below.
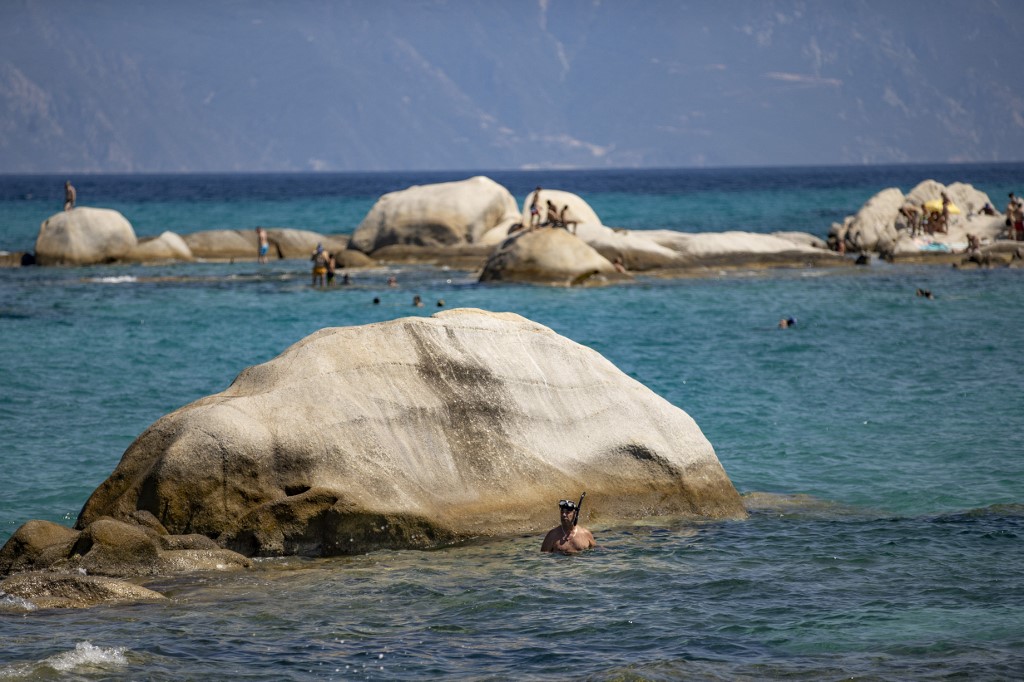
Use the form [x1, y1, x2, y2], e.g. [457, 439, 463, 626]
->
[831, 180, 1001, 256]
[348, 176, 521, 253]
[844, 187, 905, 254]
[904, 180, 991, 217]
[479, 228, 628, 285]
[512, 188, 682, 269]
[74, 309, 745, 557]
[125, 231, 195, 262]
[35, 207, 137, 266]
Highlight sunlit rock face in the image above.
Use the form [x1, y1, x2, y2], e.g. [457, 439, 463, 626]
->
[349, 176, 521, 253]
[76, 309, 746, 557]
[35, 207, 137, 265]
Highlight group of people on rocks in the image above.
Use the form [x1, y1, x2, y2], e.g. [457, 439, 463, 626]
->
[522, 186, 579, 234]
[898, 192, 956, 237]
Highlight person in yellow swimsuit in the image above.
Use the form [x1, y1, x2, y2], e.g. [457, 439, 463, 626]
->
[311, 244, 329, 287]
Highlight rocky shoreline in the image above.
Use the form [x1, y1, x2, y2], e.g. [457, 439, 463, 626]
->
[1, 309, 746, 607]
[5, 175, 1021, 281]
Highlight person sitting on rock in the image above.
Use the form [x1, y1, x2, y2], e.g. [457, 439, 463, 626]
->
[559, 205, 579, 234]
[63, 180, 76, 211]
[545, 200, 561, 228]
[966, 233, 981, 255]
[541, 497, 595, 554]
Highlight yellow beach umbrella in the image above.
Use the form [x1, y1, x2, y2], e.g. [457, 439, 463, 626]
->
[924, 198, 961, 214]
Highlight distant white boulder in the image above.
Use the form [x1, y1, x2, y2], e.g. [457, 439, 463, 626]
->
[181, 229, 255, 259]
[645, 230, 831, 259]
[832, 180, 1004, 255]
[126, 231, 194, 262]
[181, 228, 350, 261]
[479, 228, 627, 285]
[349, 176, 521, 253]
[35, 207, 137, 266]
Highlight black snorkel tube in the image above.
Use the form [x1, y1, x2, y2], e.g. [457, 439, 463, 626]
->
[572, 492, 586, 527]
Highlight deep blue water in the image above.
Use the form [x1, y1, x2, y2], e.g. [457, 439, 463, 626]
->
[1, 166, 1023, 679]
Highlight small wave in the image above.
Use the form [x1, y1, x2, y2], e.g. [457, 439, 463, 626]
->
[0, 592, 37, 611]
[87, 275, 138, 284]
[44, 641, 128, 672]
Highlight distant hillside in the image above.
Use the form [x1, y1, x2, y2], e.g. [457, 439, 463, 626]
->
[2, 0, 1022, 172]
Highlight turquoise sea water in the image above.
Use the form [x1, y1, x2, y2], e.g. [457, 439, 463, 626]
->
[1, 166, 1023, 679]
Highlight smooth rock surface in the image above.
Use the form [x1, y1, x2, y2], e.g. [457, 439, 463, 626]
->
[182, 228, 350, 260]
[832, 180, 1003, 256]
[479, 228, 628, 285]
[76, 309, 745, 557]
[349, 176, 521, 253]
[125, 231, 195, 262]
[646, 230, 832, 258]
[35, 207, 137, 266]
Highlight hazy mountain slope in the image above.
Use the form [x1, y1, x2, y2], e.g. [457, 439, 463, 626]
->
[1, 0, 1022, 172]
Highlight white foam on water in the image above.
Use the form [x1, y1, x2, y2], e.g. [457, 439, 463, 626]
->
[0, 592, 37, 611]
[88, 275, 138, 284]
[44, 641, 128, 672]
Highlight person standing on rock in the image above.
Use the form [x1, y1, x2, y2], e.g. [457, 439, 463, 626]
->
[256, 227, 270, 263]
[63, 181, 76, 211]
[541, 496, 596, 554]
[529, 186, 542, 229]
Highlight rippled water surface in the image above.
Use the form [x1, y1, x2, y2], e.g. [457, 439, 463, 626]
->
[1, 167, 1023, 679]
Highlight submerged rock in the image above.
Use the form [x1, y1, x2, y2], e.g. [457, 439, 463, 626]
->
[348, 176, 521, 253]
[0, 572, 166, 609]
[35, 207, 137, 266]
[73, 309, 745, 557]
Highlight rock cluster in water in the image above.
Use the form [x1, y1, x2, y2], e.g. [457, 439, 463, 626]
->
[830, 179, 1021, 265]
[1, 309, 745, 605]
[21, 176, 849, 281]
[20, 175, 1024, 276]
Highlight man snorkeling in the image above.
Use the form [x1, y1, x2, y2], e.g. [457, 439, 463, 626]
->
[541, 494, 596, 554]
